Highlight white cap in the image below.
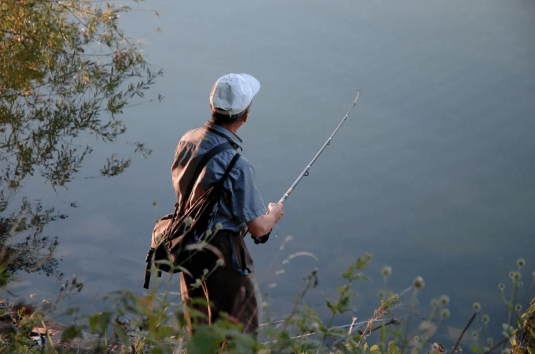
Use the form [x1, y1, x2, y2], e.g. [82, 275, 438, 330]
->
[209, 73, 261, 116]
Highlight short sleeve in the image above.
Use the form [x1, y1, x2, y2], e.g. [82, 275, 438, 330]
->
[231, 161, 267, 223]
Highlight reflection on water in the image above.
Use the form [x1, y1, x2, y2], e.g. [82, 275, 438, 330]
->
[6, 0, 535, 341]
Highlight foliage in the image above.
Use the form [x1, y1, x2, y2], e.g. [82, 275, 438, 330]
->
[512, 296, 535, 354]
[0, 256, 533, 353]
[0, 0, 161, 279]
[468, 258, 534, 354]
[0, 0, 161, 187]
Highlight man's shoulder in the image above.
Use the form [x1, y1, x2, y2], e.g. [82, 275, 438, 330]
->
[180, 126, 205, 142]
[235, 154, 253, 169]
[215, 149, 251, 166]
[208, 150, 254, 176]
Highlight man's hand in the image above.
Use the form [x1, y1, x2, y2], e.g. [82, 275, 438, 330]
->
[267, 202, 284, 222]
[247, 202, 284, 238]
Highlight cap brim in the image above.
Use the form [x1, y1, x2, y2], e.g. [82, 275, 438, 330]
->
[240, 73, 261, 96]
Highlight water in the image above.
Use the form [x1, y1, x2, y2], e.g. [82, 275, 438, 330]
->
[7, 0, 535, 344]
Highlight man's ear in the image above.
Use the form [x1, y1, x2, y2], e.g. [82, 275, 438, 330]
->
[242, 109, 249, 123]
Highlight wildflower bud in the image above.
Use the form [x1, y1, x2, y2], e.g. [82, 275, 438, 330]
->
[382, 266, 392, 277]
[203, 268, 209, 276]
[517, 281, 523, 288]
[413, 276, 425, 290]
[216, 258, 224, 267]
[502, 324, 513, 338]
[205, 230, 212, 237]
[487, 337, 493, 346]
[378, 290, 385, 299]
[431, 299, 439, 307]
[513, 272, 521, 281]
[215, 223, 222, 230]
[498, 283, 505, 291]
[440, 309, 450, 319]
[414, 335, 420, 342]
[311, 322, 320, 331]
[509, 271, 515, 279]
[152, 201, 158, 206]
[439, 295, 450, 306]
[515, 304, 522, 312]
[184, 216, 193, 228]
[482, 314, 490, 324]
[431, 343, 440, 352]
[517, 258, 525, 268]
[473, 302, 481, 312]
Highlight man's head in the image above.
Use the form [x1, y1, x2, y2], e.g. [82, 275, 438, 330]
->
[209, 73, 260, 125]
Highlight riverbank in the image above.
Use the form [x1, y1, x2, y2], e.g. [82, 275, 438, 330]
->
[0, 298, 116, 353]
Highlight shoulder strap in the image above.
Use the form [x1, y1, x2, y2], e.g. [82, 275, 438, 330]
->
[218, 152, 241, 187]
[181, 142, 235, 212]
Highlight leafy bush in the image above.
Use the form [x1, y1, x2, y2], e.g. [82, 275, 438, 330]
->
[1, 255, 533, 354]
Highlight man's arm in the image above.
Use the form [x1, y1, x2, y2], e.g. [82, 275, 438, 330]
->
[247, 202, 284, 238]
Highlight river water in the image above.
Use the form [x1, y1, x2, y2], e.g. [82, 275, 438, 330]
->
[8, 0, 535, 344]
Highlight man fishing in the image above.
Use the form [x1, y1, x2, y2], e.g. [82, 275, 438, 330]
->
[172, 73, 284, 333]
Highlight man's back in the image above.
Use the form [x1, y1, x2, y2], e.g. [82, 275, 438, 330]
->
[171, 122, 267, 233]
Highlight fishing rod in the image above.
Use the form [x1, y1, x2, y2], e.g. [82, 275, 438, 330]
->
[278, 90, 360, 204]
[250, 91, 360, 244]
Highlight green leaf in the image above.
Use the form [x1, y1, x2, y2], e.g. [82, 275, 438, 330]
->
[61, 325, 82, 342]
[337, 283, 351, 294]
[186, 326, 222, 354]
[98, 311, 113, 333]
[326, 299, 337, 313]
[470, 345, 485, 354]
[357, 253, 372, 270]
[343, 264, 355, 279]
[156, 325, 174, 338]
[113, 323, 129, 345]
[355, 273, 371, 281]
[88, 313, 100, 333]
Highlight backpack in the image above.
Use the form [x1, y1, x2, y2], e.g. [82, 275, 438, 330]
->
[143, 142, 240, 289]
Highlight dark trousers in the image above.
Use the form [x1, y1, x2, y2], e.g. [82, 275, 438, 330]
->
[180, 232, 258, 334]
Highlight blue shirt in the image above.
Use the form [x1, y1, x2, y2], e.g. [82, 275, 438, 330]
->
[171, 122, 267, 233]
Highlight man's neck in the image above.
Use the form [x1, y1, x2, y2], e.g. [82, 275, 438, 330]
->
[219, 121, 241, 134]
